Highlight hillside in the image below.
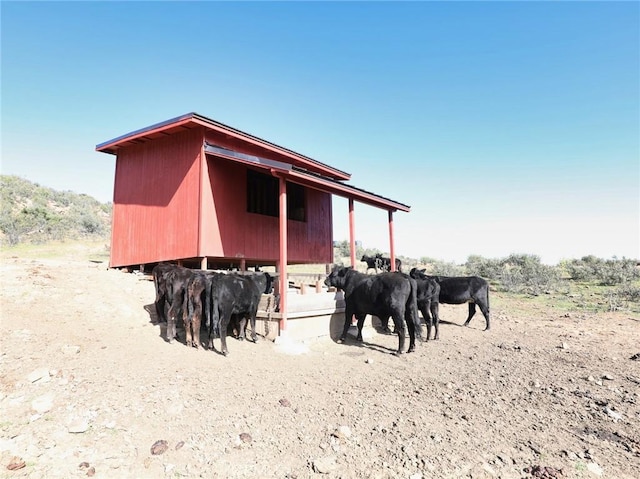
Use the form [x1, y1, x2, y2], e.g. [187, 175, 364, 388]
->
[0, 175, 112, 246]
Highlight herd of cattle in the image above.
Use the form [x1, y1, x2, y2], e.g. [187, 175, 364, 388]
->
[152, 258, 490, 356]
[152, 264, 273, 356]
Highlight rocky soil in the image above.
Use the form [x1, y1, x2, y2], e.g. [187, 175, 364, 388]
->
[1, 246, 639, 478]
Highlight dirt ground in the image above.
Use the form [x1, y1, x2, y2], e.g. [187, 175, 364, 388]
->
[1, 244, 639, 479]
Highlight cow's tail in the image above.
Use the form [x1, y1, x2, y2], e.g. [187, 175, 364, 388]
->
[205, 280, 211, 330]
[408, 278, 422, 339]
[208, 284, 220, 339]
[186, 283, 195, 323]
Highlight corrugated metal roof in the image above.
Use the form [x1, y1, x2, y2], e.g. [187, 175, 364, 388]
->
[96, 112, 350, 181]
[96, 112, 411, 212]
[205, 142, 410, 212]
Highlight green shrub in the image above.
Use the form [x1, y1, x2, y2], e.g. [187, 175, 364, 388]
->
[0, 175, 111, 246]
[562, 256, 640, 285]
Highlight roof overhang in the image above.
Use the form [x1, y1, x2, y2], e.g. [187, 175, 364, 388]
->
[96, 112, 350, 181]
[204, 143, 410, 213]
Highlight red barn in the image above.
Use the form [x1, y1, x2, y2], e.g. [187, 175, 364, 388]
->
[96, 112, 409, 268]
[96, 112, 410, 335]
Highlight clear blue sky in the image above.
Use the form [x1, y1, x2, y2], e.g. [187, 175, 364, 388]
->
[2, 1, 638, 264]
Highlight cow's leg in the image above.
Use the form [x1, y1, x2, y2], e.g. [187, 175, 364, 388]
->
[391, 315, 405, 355]
[167, 304, 178, 343]
[463, 302, 477, 327]
[431, 301, 440, 340]
[420, 304, 432, 340]
[406, 310, 417, 353]
[219, 315, 230, 356]
[478, 300, 490, 331]
[355, 314, 366, 342]
[380, 315, 392, 334]
[249, 313, 258, 343]
[185, 292, 197, 347]
[192, 311, 201, 348]
[184, 311, 193, 348]
[207, 308, 220, 351]
[237, 316, 248, 340]
[338, 306, 354, 343]
[155, 294, 166, 323]
[207, 321, 216, 351]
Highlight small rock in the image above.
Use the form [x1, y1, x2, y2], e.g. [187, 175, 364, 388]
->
[604, 407, 623, 422]
[313, 456, 337, 474]
[365, 358, 374, 364]
[150, 440, 168, 455]
[409, 473, 423, 479]
[587, 376, 595, 382]
[68, 419, 89, 433]
[62, 345, 81, 355]
[175, 441, 185, 450]
[587, 462, 603, 476]
[332, 425, 352, 439]
[560, 342, 568, 349]
[279, 398, 291, 407]
[482, 463, 498, 477]
[6, 456, 26, 470]
[630, 353, 640, 361]
[31, 393, 54, 413]
[27, 368, 51, 383]
[86, 466, 96, 477]
[239, 433, 252, 443]
[602, 374, 614, 381]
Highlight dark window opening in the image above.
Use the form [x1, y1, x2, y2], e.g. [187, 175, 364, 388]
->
[247, 170, 306, 222]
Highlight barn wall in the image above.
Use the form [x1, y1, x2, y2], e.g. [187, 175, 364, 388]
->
[201, 156, 333, 264]
[110, 128, 204, 267]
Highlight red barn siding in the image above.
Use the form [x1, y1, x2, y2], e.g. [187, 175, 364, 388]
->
[110, 128, 204, 267]
[201, 156, 332, 264]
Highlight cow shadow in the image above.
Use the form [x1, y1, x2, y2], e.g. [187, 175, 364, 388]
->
[144, 303, 170, 340]
[143, 303, 249, 353]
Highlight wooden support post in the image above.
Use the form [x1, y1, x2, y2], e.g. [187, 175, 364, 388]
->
[239, 258, 246, 271]
[200, 257, 207, 270]
[348, 198, 356, 268]
[315, 279, 322, 293]
[278, 175, 288, 334]
[388, 210, 397, 272]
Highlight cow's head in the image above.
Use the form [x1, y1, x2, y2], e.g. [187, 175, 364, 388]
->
[324, 265, 351, 289]
[262, 273, 274, 294]
[409, 267, 427, 280]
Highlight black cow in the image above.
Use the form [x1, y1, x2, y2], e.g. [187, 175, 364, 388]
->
[208, 272, 273, 356]
[184, 271, 220, 349]
[361, 254, 402, 273]
[380, 272, 441, 339]
[376, 254, 402, 273]
[324, 266, 421, 355]
[164, 266, 194, 343]
[361, 254, 380, 273]
[151, 262, 177, 323]
[410, 268, 491, 331]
